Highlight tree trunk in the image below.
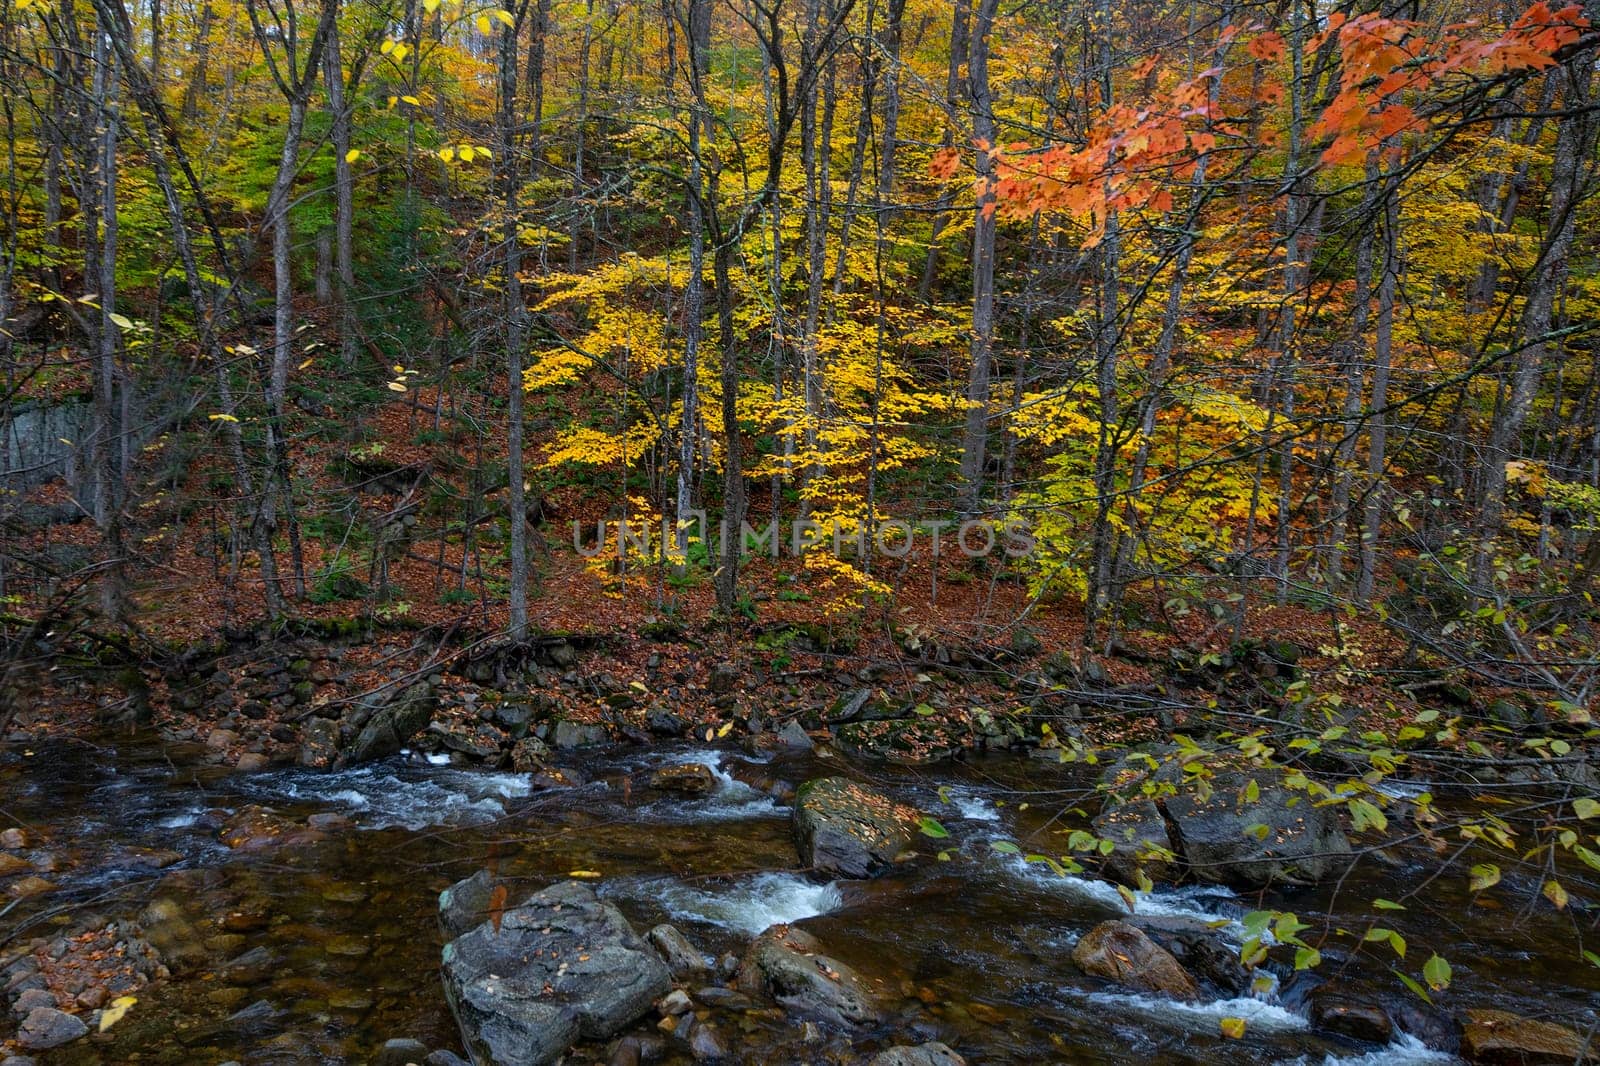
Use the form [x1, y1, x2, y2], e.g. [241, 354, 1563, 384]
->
[1474, 14, 1597, 596]
[956, 0, 999, 515]
[500, 3, 530, 637]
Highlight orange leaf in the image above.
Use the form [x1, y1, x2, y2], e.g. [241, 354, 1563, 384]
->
[488, 884, 508, 934]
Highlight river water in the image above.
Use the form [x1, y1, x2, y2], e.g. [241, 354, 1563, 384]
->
[1, 736, 1595, 1064]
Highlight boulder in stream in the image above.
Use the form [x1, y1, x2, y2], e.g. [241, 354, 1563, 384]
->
[343, 683, 437, 764]
[1070, 920, 1198, 1000]
[649, 763, 716, 794]
[440, 880, 670, 1066]
[1307, 985, 1393, 1044]
[1095, 752, 1351, 888]
[792, 777, 919, 879]
[736, 924, 883, 1027]
[1135, 917, 1251, 997]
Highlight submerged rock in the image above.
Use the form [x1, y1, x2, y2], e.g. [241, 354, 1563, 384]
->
[440, 880, 670, 1066]
[869, 1044, 968, 1066]
[373, 1038, 431, 1066]
[1070, 920, 1198, 1000]
[1460, 1008, 1598, 1064]
[792, 777, 918, 879]
[217, 806, 325, 851]
[736, 925, 883, 1026]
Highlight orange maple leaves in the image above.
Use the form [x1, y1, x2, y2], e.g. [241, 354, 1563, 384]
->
[1311, 2, 1588, 165]
[931, 1, 1589, 222]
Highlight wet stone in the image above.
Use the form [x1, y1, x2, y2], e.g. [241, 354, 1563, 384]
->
[736, 925, 883, 1026]
[648, 924, 709, 980]
[1071, 920, 1198, 1001]
[792, 777, 920, 879]
[16, 1006, 88, 1050]
[650, 763, 716, 794]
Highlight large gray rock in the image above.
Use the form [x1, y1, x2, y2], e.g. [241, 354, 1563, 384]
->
[869, 1044, 967, 1066]
[1071, 920, 1198, 1000]
[440, 881, 670, 1066]
[1160, 763, 1350, 887]
[1095, 751, 1351, 888]
[792, 778, 917, 879]
[552, 720, 608, 749]
[344, 683, 436, 763]
[736, 925, 882, 1026]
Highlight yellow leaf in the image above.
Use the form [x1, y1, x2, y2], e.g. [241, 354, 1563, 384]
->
[439, 147, 455, 162]
[387, 95, 398, 108]
[493, 8, 514, 26]
[459, 146, 475, 161]
[207, 413, 239, 423]
[379, 39, 394, 53]
[423, 0, 440, 10]
[297, 357, 314, 370]
[475, 13, 491, 33]
[401, 94, 421, 106]
[716, 721, 734, 737]
[477, 146, 493, 158]
[1219, 1017, 1247, 1039]
[1545, 880, 1569, 910]
[344, 149, 361, 163]
[568, 870, 602, 879]
[108, 311, 134, 330]
[387, 381, 408, 392]
[98, 996, 136, 1032]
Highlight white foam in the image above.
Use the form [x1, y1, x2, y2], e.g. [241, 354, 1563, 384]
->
[1369, 778, 1429, 800]
[647, 750, 783, 821]
[1000, 853, 1242, 932]
[1079, 989, 1308, 1033]
[1277, 1032, 1456, 1065]
[236, 765, 534, 830]
[947, 788, 1001, 822]
[643, 872, 843, 935]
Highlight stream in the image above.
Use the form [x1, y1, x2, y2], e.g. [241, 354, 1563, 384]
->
[2, 736, 1596, 1064]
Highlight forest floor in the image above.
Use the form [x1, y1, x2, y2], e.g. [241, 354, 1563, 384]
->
[1, 385, 1539, 772]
